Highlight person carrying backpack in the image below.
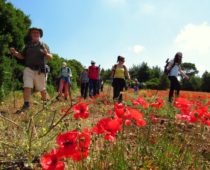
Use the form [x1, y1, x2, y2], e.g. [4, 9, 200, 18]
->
[57, 62, 72, 100]
[166, 52, 189, 103]
[133, 78, 139, 93]
[10, 27, 52, 113]
[88, 61, 100, 97]
[80, 67, 89, 99]
[111, 56, 130, 102]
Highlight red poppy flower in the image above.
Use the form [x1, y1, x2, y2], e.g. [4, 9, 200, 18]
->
[126, 107, 146, 127]
[114, 103, 125, 118]
[71, 128, 91, 161]
[125, 119, 132, 126]
[150, 98, 164, 109]
[132, 97, 149, 108]
[40, 149, 64, 170]
[73, 103, 89, 119]
[150, 114, 159, 124]
[92, 117, 122, 141]
[56, 131, 78, 158]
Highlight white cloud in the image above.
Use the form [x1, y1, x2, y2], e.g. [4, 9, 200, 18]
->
[133, 44, 144, 54]
[173, 22, 210, 74]
[141, 4, 155, 14]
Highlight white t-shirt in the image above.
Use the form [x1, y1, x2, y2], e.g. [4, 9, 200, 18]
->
[168, 60, 180, 77]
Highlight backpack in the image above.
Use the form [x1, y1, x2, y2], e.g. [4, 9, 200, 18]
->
[164, 58, 175, 76]
[61, 67, 70, 75]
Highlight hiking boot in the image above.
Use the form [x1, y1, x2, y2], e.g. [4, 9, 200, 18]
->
[16, 104, 29, 114]
[56, 96, 61, 101]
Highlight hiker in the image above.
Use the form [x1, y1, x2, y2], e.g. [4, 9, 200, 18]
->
[111, 56, 130, 102]
[133, 78, 139, 93]
[80, 67, 89, 99]
[100, 79, 104, 92]
[88, 61, 100, 97]
[10, 27, 52, 112]
[57, 62, 72, 100]
[166, 52, 189, 103]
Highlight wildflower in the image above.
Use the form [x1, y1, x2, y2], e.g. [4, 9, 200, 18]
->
[92, 117, 122, 141]
[71, 128, 91, 161]
[73, 103, 89, 119]
[56, 131, 78, 158]
[150, 98, 164, 109]
[132, 97, 149, 109]
[40, 149, 64, 170]
[125, 119, 131, 126]
[114, 103, 125, 118]
[126, 107, 146, 127]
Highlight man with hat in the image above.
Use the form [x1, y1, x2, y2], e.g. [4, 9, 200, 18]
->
[10, 27, 53, 112]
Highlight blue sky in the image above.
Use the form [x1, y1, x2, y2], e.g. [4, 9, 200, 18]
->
[8, 0, 210, 75]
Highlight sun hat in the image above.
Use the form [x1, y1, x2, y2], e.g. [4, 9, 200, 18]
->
[29, 27, 43, 37]
[62, 62, 67, 67]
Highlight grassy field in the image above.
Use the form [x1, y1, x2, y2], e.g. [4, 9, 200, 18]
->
[0, 87, 210, 170]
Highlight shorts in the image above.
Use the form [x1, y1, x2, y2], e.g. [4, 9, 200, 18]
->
[23, 67, 46, 91]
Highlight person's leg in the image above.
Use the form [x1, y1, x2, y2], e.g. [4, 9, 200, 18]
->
[22, 67, 34, 108]
[93, 80, 97, 96]
[168, 76, 175, 102]
[174, 77, 181, 97]
[81, 83, 84, 97]
[58, 79, 65, 97]
[113, 79, 121, 100]
[34, 72, 48, 101]
[96, 80, 100, 95]
[118, 79, 125, 103]
[89, 79, 93, 97]
[84, 82, 89, 99]
[64, 82, 69, 99]
[23, 87, 32, 106]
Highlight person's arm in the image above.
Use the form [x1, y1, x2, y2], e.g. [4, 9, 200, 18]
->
[124, 66, 130, 79]
[10, 48, 24, 60]
[166, 60, 174, 70]
[179, 66, 189, 80]
[68, 68, 72, 78]
[41, 43, 53, 60]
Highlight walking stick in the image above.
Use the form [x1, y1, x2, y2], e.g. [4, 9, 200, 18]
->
[10, 51, 17, 108]
[69, 83, 72, 106]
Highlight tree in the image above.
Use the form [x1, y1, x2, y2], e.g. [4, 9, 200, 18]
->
[0, 0, 31, 100]
[201, 71, 210, 92]
[149, 66, 162, 79]
[129, 62, 151, 82]
[181, 62, 198, 76]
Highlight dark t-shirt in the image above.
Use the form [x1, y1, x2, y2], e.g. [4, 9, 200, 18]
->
[22, 42, 50, 69]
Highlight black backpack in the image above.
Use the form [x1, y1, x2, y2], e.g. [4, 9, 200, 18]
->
[164, 58, 175, 76]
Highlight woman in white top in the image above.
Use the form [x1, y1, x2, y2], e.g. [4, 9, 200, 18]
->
[167, 52, 189, 102]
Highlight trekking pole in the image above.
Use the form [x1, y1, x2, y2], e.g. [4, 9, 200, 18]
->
[69, 84, 72, 106]
[9, 50, 17, 108]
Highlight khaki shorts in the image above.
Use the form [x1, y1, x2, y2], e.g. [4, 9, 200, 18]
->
[23, 67, 46, 91]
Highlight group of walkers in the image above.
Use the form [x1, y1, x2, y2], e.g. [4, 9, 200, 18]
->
[10, 27, 189, 113]
[80, 61, 103, 99]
